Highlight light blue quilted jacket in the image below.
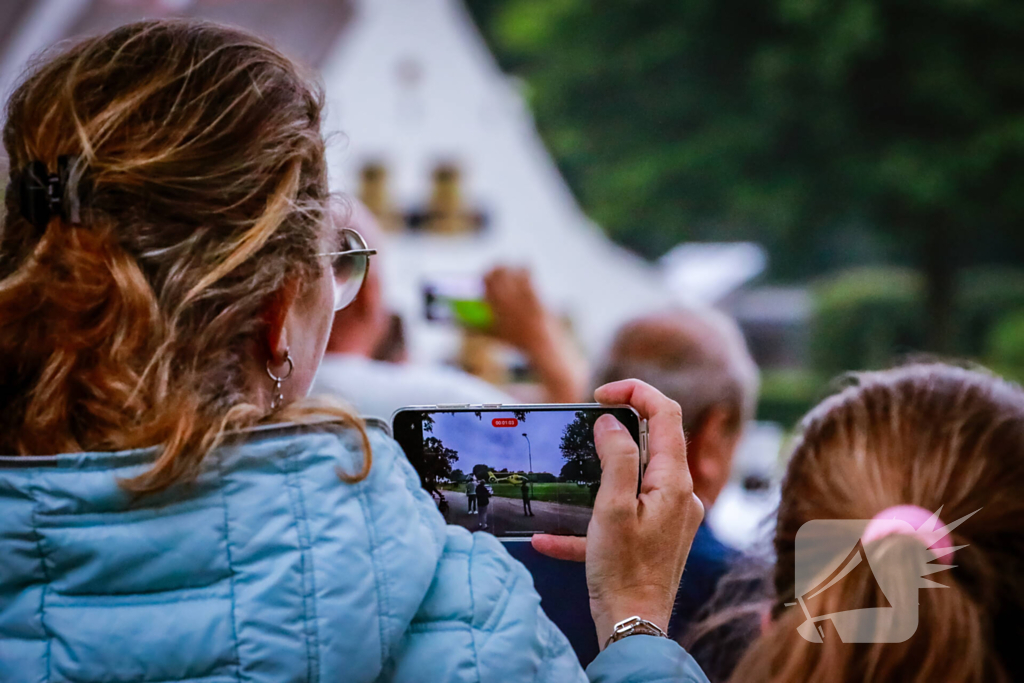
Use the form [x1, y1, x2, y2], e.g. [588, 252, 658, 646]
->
[0, 422, 708, 683]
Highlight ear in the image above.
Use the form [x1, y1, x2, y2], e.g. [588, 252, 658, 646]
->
[262, 278, 301, 363]
[688, 405, 740, 508]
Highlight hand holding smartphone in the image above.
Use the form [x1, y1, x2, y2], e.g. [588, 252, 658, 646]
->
[393, 381, 704, 650]
[393, 404, 647, 539]
[533, 380, 705, 647]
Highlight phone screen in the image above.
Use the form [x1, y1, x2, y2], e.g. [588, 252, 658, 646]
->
[422, 277, 494, 329]
[393, 405, 644, 538]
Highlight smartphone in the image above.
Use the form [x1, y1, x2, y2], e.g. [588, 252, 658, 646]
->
[393, 404, 647, 540]
[422, 276, 493, 329]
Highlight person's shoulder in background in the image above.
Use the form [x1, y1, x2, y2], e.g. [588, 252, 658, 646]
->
[676, 527, 768, 683]
[670, 523, 739, 634]
[311, 353, 514, 421]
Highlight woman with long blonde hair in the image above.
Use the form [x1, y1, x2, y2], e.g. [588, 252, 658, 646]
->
[0, 20, 706, 682]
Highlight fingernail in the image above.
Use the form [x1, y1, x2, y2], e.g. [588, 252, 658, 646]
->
[595, 414, 624, 432]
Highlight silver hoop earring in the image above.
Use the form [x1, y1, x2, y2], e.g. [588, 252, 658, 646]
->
[266, 351, 294, 411]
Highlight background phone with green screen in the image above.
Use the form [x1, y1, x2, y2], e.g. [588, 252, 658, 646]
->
[422, 277, 494, 329]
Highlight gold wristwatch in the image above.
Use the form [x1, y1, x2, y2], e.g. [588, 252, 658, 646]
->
[604, 616, 670, 649]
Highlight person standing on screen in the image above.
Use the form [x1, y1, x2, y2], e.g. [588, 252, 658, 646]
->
[466, 477, 478, 514]
[476, 479, 492, 530]
[522, 479, 534, 516]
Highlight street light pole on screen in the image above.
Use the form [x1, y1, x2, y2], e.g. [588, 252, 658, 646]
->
[521, 433, 532, 494]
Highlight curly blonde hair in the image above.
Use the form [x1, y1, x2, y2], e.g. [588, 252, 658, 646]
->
[0, 20, 368, 492]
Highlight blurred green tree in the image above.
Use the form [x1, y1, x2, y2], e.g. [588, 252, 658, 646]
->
[468, 0, 1024, 350]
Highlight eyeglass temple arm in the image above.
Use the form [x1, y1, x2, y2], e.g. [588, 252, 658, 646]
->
[318, 248, 378, 257]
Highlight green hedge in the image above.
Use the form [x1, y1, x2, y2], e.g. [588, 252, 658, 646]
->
[809, 266, 1024, 377]
[756, 369, 826, 427]
[956, 268, 1024, 357]
[985, 309, 1024, 384]
[763, 266, 1024, 430]
[810, 267, 927, 377]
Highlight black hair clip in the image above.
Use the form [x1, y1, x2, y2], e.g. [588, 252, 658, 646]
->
[17, 155, 82, 230]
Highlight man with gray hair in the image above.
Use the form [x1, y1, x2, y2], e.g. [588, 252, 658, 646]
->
[596, 308, 758, 643]
[595, 308, 759, 511]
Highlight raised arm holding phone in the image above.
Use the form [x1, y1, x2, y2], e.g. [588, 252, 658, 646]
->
[484, 266, 591, 403]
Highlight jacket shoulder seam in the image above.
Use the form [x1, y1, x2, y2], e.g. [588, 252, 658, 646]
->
[467, 533, 482, 682]
[27, 473, 53, 683]
[357, 486, 391, 669]
[214, 458, 244, 683]
[283, 447, 322, 683]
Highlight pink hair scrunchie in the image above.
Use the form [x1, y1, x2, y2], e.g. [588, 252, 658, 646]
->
[861, 505, 957, 565]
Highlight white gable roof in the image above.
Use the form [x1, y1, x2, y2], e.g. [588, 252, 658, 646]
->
[320, 0, 673, 363]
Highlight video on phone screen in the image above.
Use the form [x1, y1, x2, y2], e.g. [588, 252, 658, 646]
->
[419, 410, 606, 537]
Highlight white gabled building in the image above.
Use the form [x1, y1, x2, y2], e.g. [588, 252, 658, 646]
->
[1, 0, 673, 368]
[318, 0, 674, 365]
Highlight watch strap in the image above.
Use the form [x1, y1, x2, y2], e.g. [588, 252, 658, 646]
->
[604, 616, 669, 649]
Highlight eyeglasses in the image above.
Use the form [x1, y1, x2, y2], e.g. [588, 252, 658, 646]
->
[318, 227, 377, 311]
